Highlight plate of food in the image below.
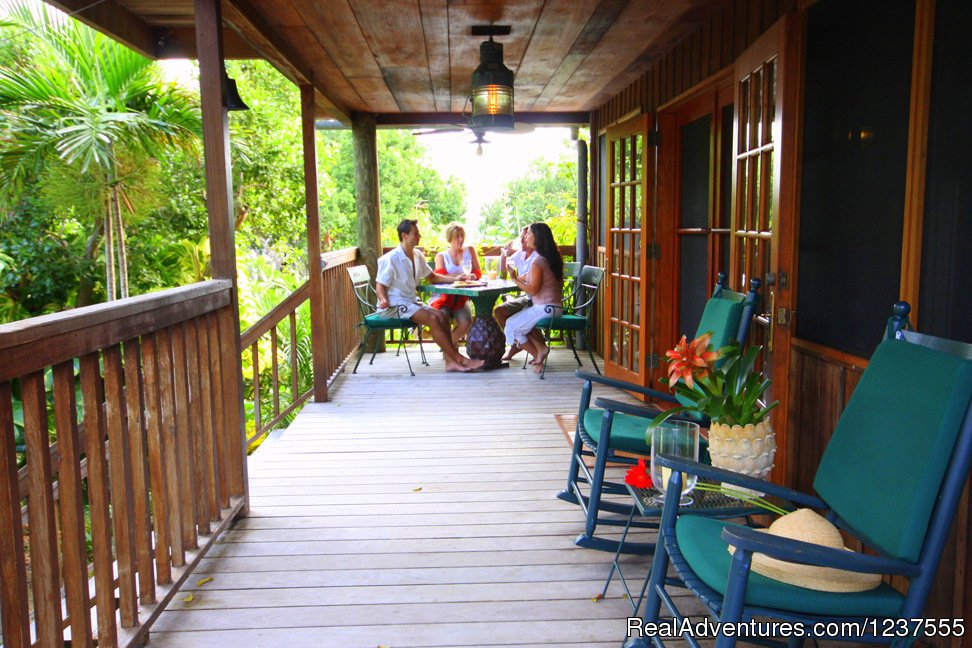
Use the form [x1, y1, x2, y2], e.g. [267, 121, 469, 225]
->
[452, 280, 487, 287]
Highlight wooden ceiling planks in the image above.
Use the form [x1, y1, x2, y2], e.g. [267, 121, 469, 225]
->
[43, 0, 733, 122]
[513, 0, 599, 111]
[288, 0, 397, 112]
[528, 0, 627, 111]
[351, 0, 434, 112]
[553, 0, 699, 111]
[418, 0, 452, 113]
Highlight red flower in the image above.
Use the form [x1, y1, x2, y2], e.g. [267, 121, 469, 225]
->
[665, 332, 720, 390]
[624, 458, 653, 489]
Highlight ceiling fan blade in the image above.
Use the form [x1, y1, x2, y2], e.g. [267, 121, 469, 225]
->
[412, 126, 466, 136]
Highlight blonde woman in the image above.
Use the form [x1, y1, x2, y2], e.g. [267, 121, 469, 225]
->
[432, 222, 481, 346]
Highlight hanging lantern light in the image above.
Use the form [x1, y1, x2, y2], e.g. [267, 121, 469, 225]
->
[470, 34, 514, 130]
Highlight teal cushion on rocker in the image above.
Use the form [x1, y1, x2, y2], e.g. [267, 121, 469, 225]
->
[583, 408, 652, 454]
[364, 313, 412, 328]
[673, 296, 746, 411]
[676, 515, 904, 617]
[813, 339, 972, 562]
[694, 296, 744, 349]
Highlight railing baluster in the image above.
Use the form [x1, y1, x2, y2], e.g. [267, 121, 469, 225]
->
[0, 381, 30, 647]
[140, 333, 172, 585]
[103, 344, 139, 627]
[170, 323, 198, 552]
[196, 314, 220, 521]
[22, 371, 63, 646]
[218, 305, 246, 497]
[80, 354, 117, 646]
[289, 311, 299, 402]
[271, 325, 280, 420]
[185, 319, 211, 536]
[251, 341, 261, 434]
[52, 362, 93, 646]
[122, 337, 156, 605]
[156, 328, 185, 566]
[208, 312, 229, 509]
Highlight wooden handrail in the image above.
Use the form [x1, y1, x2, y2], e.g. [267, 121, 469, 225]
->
[240, 247, 361, 448]
[0, 281, 232, 382]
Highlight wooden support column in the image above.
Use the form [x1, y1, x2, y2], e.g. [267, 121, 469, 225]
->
[353, 112, 382, 279]
[194, 0, 249, 515]
[301, 84, 328, 402]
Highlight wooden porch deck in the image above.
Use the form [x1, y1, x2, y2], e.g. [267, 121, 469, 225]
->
[146, 348, 690, 647]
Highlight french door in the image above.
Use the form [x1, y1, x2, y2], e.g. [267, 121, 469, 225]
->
[730, 14, 801, 483]
[602, 114, 651, 384]
[653, 79, 734, 387]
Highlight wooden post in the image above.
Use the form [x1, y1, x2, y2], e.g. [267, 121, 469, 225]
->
[353, 112, 382, 279]
[302, 84, 328, 401]
[194, 0, 249, 515]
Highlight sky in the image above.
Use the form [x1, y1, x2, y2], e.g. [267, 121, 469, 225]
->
[416, 126, 576, 235]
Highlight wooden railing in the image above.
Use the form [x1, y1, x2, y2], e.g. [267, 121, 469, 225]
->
[0, 280, 247, 648]
[240, 247, 361, 448]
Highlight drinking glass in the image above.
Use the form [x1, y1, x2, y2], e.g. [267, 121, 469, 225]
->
[461, 262, 473, 277]
[648, 419, 700, 506]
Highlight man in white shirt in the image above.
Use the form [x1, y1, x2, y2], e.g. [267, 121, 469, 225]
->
[376, 219, 485, 372]
[494, 225, 537, 361]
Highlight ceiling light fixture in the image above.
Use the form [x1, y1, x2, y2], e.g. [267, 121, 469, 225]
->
[469, 25, 514, 130]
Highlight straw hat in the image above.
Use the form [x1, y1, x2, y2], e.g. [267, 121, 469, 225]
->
[727, 508, 882, 593]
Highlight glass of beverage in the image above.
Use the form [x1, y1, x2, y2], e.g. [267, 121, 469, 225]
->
[648, 419, 700, 506]
[461, 262, 473, 277]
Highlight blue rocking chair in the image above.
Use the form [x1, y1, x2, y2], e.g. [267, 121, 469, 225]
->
[558, 273, 761, 552]
[630, 329, 972, 648]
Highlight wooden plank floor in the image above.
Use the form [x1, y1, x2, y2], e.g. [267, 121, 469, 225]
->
[146, 348, 715, 647]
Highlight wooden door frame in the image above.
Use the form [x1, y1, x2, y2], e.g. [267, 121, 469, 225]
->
[730, 13, 804, 487]
[602, 113, 651, 385]
[654, 71, 734, 387]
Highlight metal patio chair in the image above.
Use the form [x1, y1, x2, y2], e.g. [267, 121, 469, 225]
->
[531, 264, 604, 379]
[347, 264, 427, 376]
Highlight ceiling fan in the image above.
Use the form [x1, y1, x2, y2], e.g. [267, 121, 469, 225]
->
[413, 24, 532, 155]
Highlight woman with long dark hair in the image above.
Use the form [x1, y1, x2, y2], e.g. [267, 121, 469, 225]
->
[503, 222, 563, 372]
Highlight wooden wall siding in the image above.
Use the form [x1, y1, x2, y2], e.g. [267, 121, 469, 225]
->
[593, 0, 797, 127]
[240, 247, 361, 447]
[0, 281, 247, 648]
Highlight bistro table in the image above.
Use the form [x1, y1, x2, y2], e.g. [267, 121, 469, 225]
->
[420, 279, 519, 369]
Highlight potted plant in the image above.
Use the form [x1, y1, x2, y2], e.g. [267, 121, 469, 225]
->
[650, 333, 779, 481]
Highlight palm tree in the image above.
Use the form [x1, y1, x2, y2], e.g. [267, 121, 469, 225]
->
[0, 1, 201, 301]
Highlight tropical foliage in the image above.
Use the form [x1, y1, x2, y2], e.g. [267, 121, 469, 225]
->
[479, 149, 579, 245]
[0, 1, 201, 302]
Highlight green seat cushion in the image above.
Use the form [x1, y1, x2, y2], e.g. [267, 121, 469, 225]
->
[583, 407, 653, 454]
[813, 339, 972, 561]
[364, 313, 413, 328]
[676, 515, 904, 617]
[694, 296, 745, 349]
[672, 296, 746, 411]
[537, 314, 587, 330]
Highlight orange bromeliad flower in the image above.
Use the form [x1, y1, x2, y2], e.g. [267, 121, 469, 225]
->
[665, 332, 720, 389]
